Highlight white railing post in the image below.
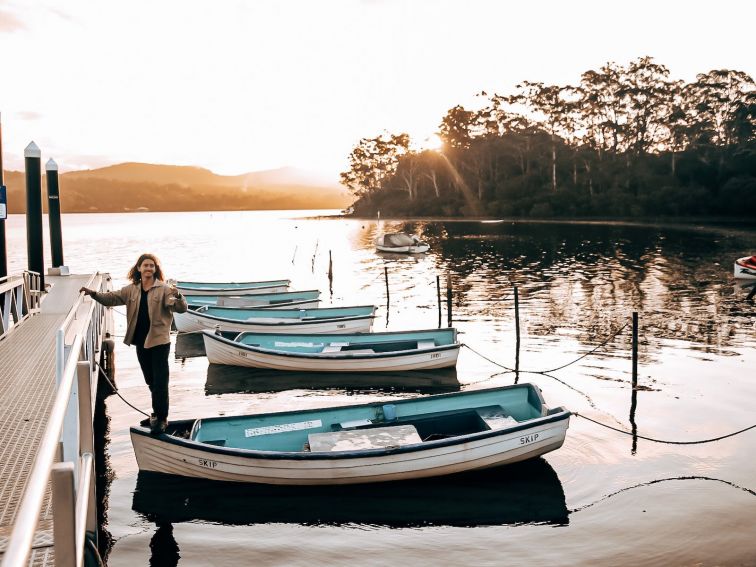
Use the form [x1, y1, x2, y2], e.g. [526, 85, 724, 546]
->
[76, 453, 95, 561]
[76, 360, 97, 537]
[59, 329, 80, 478]
[51, 463, 76, 567]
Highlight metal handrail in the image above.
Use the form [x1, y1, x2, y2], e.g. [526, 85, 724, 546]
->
[0, 273, 33, 340]
[1, 273, 108, 567]
[1, 334, 83, 567]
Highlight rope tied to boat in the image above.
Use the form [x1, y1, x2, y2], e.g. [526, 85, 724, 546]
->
[94, 362, 151, 417]
[573, 412, 756, 445]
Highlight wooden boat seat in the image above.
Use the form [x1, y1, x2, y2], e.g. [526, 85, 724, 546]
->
[308, 425, 422, 452]
[322, 345, 342, 352]
[475, 405, 518, 429]
[417, 340, 436, 349]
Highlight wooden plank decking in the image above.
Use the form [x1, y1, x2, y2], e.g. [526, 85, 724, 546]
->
[0, 274, 93, 566]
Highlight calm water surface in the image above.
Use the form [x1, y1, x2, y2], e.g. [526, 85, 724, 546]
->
[5, 212, 756, 566]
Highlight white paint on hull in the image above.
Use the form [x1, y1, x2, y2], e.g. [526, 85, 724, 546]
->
[376, 244, 430, 254]
[178, 284, 290, 296]
[203, 334, 459, 371]
[131, 418, 569, 485]
[734, 261, 756, 280]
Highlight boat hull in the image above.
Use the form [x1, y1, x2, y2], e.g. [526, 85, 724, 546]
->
[130, 416, 569, 485]
[179, 284, 290, 296]
[175, 310, 374, 333]
[734, 258, 756, 280]
[203, 332, 459, 371]
[376, 244, 430, 254]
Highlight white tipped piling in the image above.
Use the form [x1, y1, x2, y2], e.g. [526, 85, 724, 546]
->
[24, 141, 41, 158]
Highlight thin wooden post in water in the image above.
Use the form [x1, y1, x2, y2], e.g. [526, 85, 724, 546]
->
[446, 273, 452, 328]
[24, 141, 44, 289]
[632, 311, 638, 389]
[514, 286, 521, 377]
[436, 275, 441, 328]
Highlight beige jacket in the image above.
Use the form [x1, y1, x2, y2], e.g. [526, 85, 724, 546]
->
[92, 280, 188, 348]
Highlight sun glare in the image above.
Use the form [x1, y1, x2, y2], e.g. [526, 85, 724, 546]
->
[422, 134, 444, 152]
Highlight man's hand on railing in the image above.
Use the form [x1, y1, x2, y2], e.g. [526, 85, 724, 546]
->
[79, 287, 95, 297]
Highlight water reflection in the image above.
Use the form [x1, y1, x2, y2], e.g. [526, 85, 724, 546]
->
[149, 522, 180, 567]
[175, 333, 206, 358]
[432, 221, 755, 356]
[205, 364, 461, 395]
[93, 383, 115, 562]
[132, 458, 567, 528]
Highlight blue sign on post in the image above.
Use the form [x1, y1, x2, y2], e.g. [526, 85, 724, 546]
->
[0, 185, 7, 220]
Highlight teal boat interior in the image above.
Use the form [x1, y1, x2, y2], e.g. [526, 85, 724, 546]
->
[178, 279, 290, 290]
[197, 305, 376, 321]
[233, 328, 458, 353]
[189, 385, 559, 453]
[186, 290, 321, 307]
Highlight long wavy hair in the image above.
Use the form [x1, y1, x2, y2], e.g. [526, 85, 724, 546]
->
[127, 253, 165, 284]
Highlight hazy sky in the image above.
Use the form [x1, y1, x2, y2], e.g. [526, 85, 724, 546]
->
[1, 0, 754, 181]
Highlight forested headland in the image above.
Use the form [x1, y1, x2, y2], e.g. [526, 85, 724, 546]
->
[340, 57, 756, 218]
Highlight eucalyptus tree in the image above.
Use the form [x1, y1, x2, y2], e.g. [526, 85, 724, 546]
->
[622, 57, 675, 157]
[340, 132, 411, 202]
[511, 81, 574, 193]
[686, 69, 755, 147]
[579, 62, 629, 158]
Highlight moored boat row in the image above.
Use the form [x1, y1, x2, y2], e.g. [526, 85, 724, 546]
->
[130, 275, 570, 488]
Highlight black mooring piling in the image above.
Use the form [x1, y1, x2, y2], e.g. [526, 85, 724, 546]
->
[25, 142, 44, 289]
[0, 112, 8, 279]
[46, 158, 65, 268]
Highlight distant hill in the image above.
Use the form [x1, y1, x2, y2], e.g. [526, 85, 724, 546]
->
[1, 163, 350, 213]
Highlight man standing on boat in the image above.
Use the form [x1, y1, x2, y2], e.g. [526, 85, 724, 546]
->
[80, 253, 187, 434]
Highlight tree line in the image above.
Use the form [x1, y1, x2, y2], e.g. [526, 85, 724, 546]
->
[340, 57, 756, 218]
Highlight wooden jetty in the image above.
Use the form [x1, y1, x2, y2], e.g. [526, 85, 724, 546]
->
[0, 271, 113, 567]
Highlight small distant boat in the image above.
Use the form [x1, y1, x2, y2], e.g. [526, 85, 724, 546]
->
[375, 233, 430, 254]
[174, 305, 376, 334]
[177, 279, 290, 296]
[734, 256, 756, 279]
[185, 290, 321, 310]
[202, 328, 460, 371]
[130, 383, 571, 485]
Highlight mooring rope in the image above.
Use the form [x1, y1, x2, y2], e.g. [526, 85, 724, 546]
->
[570, 475, 756, 514]
[573, 412, 756, 445]
[94, 362, 151, 417]
[461, 320, 628, 375]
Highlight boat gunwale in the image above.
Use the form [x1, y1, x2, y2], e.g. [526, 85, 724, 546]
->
[187, 299, 320, 310]
[203, 330, 461, 360]
[130, 410, 570, 461]
[178, 279, 291, 287]
[185, 289, 321, 302]
[183, 311, 377, 327]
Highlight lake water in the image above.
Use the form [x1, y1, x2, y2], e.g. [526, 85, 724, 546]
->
[4, 211, 756, 566]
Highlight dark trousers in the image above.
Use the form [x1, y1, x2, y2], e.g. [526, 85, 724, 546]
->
[136, 343, 171, 420]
